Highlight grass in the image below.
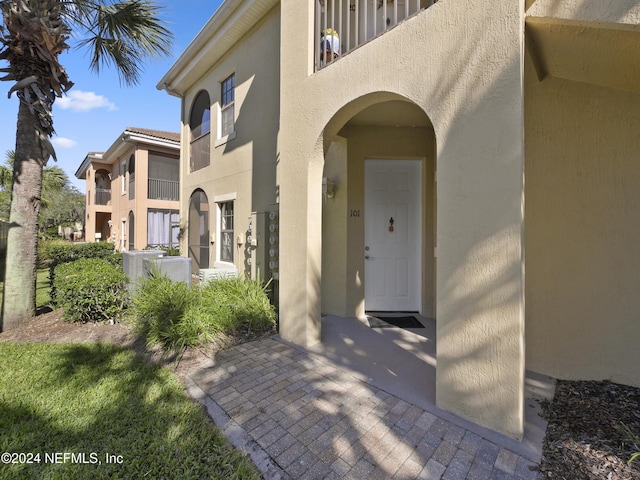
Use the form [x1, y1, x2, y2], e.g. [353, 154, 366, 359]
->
[0, 343, 261, 480]
[36, 268, 51, 308]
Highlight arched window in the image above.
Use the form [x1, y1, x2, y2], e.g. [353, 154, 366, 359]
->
[188, 189, 210, 271]
[128, 211, 135, 251]
[128, 154, 135, 200]
[189, 91, 211, 172]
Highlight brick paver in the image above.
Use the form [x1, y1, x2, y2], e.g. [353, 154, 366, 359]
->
[186, 337, 542, 479]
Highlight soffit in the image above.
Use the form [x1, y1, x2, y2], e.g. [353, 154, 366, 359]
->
[157, 0, 279, 96]
[526, 16, 640, 94]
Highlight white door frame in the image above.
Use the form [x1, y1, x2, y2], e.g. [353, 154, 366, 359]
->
[364, 159, 422, 312]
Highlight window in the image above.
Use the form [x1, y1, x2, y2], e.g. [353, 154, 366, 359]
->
[189, 91, 211, 172]
[220, 74, 235, 138]
[147, 209, 180, 248]
[128, 154, 135, 200]
[120, 160, 126, 195]
[128, 211, 135, 251]
[218, 201, 234, 263]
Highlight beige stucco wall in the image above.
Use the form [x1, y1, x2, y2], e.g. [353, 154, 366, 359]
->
[179, 7, 280, 275]
[280, 0, 525, 438]
[525, 75, 640, 388]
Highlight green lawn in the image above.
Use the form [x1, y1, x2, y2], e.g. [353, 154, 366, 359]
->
[36, 268, 51, 308]
[0, 343, 260, 480]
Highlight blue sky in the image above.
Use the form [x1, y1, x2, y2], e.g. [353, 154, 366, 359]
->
[0, 1, 224, 191]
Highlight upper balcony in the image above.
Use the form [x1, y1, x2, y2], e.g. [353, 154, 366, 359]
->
[148, 178, 179, 201]
[95, 188, 112, 206]
[315, 0, 436, 70]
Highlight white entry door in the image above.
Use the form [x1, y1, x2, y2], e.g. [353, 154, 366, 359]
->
[364, 159, 422, 312]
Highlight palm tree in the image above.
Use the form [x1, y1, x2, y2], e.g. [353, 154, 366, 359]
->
[0, 1, 173, 331]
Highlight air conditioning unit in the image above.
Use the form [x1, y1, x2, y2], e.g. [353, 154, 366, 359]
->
[198, 268, 238, 283]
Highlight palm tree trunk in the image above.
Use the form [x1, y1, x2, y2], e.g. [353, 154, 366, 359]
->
[1, 102, 45, 331]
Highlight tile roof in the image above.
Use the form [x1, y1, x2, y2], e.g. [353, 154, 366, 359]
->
[125, 127, 180, 143]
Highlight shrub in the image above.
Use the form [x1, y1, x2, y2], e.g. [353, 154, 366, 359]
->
[200, 277, 277, 333]
[145, 245, 180, 256]
[130, 272, 276, 351]
[45, 241, 115, 268]
[130, 273, 195, 349]
[45, 241, 117, 300]
[37, 238, 68, 268]
[54, 258, 129, 323]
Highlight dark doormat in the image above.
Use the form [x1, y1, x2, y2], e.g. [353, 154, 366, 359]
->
[367, 315, 424, 329]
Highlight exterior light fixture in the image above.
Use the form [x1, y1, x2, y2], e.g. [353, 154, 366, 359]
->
[322, 177, 336, 199]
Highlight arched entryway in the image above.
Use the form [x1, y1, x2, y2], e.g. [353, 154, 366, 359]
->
[321, 95, 437, 320]
[316, 94, 439, 408]
[188, 189, 210, 272]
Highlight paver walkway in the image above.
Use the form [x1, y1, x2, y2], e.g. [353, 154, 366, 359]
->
[186, 337, 541, 480]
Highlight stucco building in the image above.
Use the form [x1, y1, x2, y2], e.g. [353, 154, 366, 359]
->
[158, 0, 640, 440]
[75, 127, 180, 251]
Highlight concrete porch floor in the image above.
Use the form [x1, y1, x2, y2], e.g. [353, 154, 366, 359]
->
[309, 315, 556, 462]
[186, 314, 555, 479]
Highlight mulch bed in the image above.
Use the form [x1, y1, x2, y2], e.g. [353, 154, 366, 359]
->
[539, 379, 640, 480]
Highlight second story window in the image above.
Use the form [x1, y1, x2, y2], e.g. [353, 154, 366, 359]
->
[128, 154, 135, 200]
[189, 90, 211, 172]
[120, 160, 126, 195]
[220, 73, 235, 139]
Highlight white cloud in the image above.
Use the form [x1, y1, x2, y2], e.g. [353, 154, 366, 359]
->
[52, 137, 77, 148]
[57, 90, 117, 112]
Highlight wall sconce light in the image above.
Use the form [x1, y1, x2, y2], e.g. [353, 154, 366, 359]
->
[107, 220, 113, 228]
[322, 177, 336, 199]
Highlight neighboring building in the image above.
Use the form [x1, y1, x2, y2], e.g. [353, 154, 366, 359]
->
[158, 0, 640, 440]
[75, 127, 180, 251]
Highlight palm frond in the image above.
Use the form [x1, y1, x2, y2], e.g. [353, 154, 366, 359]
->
[73, 0, 173, 86]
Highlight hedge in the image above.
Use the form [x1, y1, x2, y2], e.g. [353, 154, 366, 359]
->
[53, 258, 129, 323]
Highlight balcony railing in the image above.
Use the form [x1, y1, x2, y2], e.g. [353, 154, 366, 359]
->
[148, 178, 179, 201]
[95, 188, 111, 206]
[315, 0, 436, 70]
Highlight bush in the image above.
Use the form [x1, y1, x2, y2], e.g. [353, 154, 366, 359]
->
[131, 272, 276, 351]
[145, 245, 180, 256]
[200, 277, 277, 333]
[54, 258, 129, 323]
[131, 274, 195, 349]
[44, 241, 117, 300]
[37, 238, 68, 268]
[44, 241, 115, 267]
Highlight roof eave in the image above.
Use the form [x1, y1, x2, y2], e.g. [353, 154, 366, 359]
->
[74, 152, 103, 179]
[157, 0, 279, 96]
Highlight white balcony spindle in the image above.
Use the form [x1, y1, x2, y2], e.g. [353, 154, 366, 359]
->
[316, 0, 435, 70]
[338, 0, 343, 55]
